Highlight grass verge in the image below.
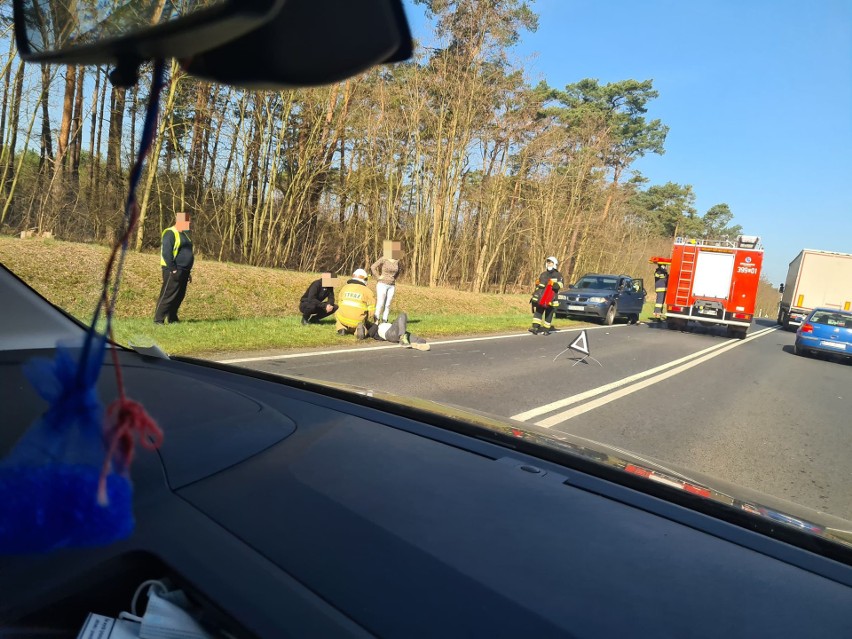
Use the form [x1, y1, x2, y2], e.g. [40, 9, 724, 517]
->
[112, 313, 543, 358]
[2, 236, 659, 358]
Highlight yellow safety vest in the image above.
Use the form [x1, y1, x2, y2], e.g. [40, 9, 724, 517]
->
[160, 227, 181, 267]
[335, 282, 376, 328]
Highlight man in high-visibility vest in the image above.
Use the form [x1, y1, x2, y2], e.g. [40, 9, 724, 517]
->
[154, 212, 194, 324]
[653, 264, 668, 319]
[335, 268, 376, 339]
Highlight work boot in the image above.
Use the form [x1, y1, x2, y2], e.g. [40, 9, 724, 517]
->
[355, 322, 367, 340]
[400, 332, 411, 347]
[337, 328, 348, 336]
[301, 316, 309, 326]
[528, 325, 539, 335]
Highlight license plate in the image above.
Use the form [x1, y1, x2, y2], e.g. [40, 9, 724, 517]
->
[698, 309, 716, 315]
[567, 305, 584, 311]
[820, 341, 846, 350]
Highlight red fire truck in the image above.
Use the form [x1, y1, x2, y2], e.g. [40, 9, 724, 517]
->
[652, 235, 764, 339]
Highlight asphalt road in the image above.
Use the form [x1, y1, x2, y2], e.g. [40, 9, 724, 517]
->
[225, 319, 852, 521]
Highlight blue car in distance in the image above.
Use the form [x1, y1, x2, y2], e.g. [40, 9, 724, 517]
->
[794, 308, 852, 361]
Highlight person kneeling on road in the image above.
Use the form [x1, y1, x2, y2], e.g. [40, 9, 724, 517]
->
[367, 312, 430, 351]
[335, 268, 375, 339]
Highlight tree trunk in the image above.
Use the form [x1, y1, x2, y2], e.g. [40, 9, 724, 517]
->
[0, 38, 14, 166]
[70, 66, 85, 183]
[39, 66, 54, 174]
[106, 86, 127, 185]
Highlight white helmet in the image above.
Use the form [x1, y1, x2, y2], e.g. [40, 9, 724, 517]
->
[352, 268, 369, 281]
[545, 256, 558, 267]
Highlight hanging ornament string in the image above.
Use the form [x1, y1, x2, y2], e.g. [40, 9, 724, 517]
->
[92, 60, 167, 505]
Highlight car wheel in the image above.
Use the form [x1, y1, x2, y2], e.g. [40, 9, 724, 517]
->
[603, 305, 616, 326]
[627, 313, 639, 325]
[794, 343, 805, 356]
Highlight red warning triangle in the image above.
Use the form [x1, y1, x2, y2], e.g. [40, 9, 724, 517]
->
[569, 330, 590, 355]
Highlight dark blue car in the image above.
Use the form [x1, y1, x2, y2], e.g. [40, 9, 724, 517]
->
[795, 308, 852, 361]
[555, 273, 646, 325]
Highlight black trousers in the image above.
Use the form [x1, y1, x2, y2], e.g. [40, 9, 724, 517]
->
[300, 300, 338, 322]
[154, 267, 190, 323]
[532, 304, 555, 328]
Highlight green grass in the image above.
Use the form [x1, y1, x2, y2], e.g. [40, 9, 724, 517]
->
[114, 308, 660, 359]
[112, 313, 546, 358]
[1, 236, 660, 358]
[640, 301, 656, 323]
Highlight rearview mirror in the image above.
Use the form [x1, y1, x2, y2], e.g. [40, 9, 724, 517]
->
[13, 0, 283, 65]
[13, 0, 413, 88]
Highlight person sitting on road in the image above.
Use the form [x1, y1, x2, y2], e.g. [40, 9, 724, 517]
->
[335, 268, 375, 339]
[367, 312, 430, 351]
[299, 272, 339, 325]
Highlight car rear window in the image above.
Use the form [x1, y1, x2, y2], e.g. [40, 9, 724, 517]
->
[811, 311, 852, 328]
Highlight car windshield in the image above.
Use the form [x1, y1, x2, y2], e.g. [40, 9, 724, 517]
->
[811, 311, 852, 328]
[1, 0, 851, 550]
[575, 277, 619, 290]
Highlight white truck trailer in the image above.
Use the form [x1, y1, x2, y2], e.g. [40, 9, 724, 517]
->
[778, 249, 852, 330]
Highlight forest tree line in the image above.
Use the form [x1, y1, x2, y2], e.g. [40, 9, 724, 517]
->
[0, 0, 767, 301]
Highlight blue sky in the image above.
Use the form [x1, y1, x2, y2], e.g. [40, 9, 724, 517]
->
[403, 0, 852, 284]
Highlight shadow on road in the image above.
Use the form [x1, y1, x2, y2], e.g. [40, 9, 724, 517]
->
[640, 316, 780, 339]
[783, 343, 852, 366]
[642, 320, 668, 330]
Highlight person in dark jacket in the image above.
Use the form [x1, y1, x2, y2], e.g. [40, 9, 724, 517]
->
[653, 263, 669, 319]
[529, 256, 563, 335]
[154, 212, 194, 324]
[299, 272, 339, 325]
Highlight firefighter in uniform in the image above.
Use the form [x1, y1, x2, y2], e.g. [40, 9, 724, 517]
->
[529, 256, 563, 335]
[335, 268, 376, 339]
[154, 212, 193, 324]
[653, 263, 669, 319]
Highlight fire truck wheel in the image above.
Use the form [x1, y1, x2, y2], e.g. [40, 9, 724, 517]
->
[667, 318, 686, 331]
[603, 305, 616, 326]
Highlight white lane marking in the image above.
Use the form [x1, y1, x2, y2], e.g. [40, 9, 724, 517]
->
[510, 325, 778, 422]
[217, 323, 625, 364]
[535, 326, 779, 428]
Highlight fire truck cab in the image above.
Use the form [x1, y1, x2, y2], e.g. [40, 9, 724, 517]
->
[662, 235, 763, 340]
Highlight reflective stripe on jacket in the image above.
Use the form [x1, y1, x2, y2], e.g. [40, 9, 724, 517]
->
[531, 269, 563, 307]
[335, 280, 376, 328]
[654, 269, 668, 292]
